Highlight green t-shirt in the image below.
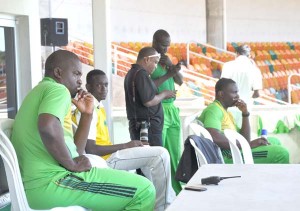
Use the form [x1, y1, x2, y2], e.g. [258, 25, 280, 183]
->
[11, 77, 78, 189]
[198, 100, 238, 132]
[151, 64, 175, 103]
[198, 100, 238, 158]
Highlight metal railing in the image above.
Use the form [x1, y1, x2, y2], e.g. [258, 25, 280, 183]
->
[111, 44, 138, 76]
[287, 73, 300, 104]
[186, 41, 236, 66]
[65, 40, 295, 106]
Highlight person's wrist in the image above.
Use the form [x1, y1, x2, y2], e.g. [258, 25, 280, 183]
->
[242, 112, 250, 117]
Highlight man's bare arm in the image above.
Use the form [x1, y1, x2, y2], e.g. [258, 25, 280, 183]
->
[144, 90, 176, 107]
[206, 128, 231, 150]
[38, 113, 91, 172]
[72, 91, 94, 155]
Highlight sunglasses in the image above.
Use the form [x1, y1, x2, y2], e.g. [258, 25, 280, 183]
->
[145, 54, 161, 59]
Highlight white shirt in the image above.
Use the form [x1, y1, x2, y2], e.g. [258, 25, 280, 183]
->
[221, 55, 263, 105]
[73, 96, 102, 140]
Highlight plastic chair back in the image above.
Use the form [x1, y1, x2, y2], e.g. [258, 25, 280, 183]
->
[189, 138, 208, 167]
[189, 123, 225, 163]
[224, 129, 254, 164]
[0, 119, 89, 211]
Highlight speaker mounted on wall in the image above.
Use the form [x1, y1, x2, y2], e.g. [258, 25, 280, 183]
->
[40, 18, 68, 46]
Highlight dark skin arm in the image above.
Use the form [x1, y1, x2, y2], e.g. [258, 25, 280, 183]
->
[234, 99, 251, 142]
[72, 90, 94, 155]
[206, 127, 232, 150]
[38, 114, 91, 172]
[235, 99, 269, 148]
[206, 99, 268, 150]
[143, 90, 176, 107]
[153, 54, 181, 87]
[173, 71, 184, 85]
[85, 139, 145, 156]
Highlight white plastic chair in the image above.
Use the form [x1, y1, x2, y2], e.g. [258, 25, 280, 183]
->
[189, 138, 208, 167]
[189, 122, 213, 140]
[0, 118, 89, 211]
[224, 129, 254, 164]
[189, 123, 224, 164]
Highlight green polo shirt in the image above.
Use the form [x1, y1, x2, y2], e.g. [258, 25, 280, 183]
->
[198, 100, 238, 132]
[11, 77, 77, 190]
[151, 64, 175, 103]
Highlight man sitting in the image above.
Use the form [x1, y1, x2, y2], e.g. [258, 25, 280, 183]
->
[198, 78, 289, 164]
[11, 50, 155, 210]
[72, 69, 175, 211]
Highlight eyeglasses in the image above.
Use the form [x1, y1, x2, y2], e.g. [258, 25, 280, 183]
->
[145, 54, 161, 59]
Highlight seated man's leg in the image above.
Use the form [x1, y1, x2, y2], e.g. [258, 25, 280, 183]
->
[252, 145, 289, 164]
[107, 146, 175, 211]
[222, 144, 290, 164]
[26, 168, 155, 210]
[267, 136, 281, 146]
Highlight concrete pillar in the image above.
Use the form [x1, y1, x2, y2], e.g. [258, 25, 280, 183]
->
[92, 0, 114, 141]
[206, 0, 226, 49]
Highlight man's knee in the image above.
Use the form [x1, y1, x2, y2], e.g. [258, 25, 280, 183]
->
[268, 145, 290, 164]
[152, 146, 170, 162]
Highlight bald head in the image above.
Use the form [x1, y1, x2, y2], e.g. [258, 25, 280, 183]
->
[136, 47, 159, 62]
[44, 50, 83, 97]
[45, 50, 80, 77]
[136, 47, 160, 75]
[152, 29, 171, 54]
[153, 29, 170, 42]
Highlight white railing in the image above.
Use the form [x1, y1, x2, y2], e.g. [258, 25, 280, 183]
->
[65, 40, 294, 106]
[255, 94, 289, 105]
[186, 41, 236, 66]
[111, 44, 138, 76]
[196, 41, 237, 56]
[287, 73, 300, 104]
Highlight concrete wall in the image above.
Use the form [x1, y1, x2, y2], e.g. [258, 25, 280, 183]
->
[110, 0, 206, 43]
[40, 0, 207, 43]
[41, 0, 300, 43]
[226, 0, 300, 42]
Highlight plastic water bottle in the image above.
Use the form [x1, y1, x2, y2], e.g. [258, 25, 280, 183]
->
[261, 129, 268, 140]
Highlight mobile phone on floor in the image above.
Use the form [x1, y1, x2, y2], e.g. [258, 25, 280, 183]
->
[184, 185, 207, 192]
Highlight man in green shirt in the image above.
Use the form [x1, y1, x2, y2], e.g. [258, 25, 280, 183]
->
[151, 29, 183, 194]
[11, 50, 155, 210]
[198, 78, 289, 164]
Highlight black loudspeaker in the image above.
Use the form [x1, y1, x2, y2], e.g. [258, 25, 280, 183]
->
[40, 18, 68, 46]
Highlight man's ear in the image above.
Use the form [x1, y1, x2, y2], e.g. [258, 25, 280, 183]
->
[217, 90, 223, 98]
[53, 67, 62, 78]
[144, 56, 150, 64]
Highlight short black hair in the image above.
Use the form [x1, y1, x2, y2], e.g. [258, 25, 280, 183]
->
[236, 44, 251, 56]
[86, 69, 106, 84]
[215, 78, 236, 93]
[45, 50, 79, 75]
[136, 47, 158, 61]
[153, 29, 170, 42]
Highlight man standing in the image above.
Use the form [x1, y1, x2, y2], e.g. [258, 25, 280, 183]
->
[124, 46, 177, 147]
[73, 69, 176, 211]
[11, 50, 155, 210]
[151, 29, 183, 194]
[198, 78, 289, 164]
[221, 44, 263, 127]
